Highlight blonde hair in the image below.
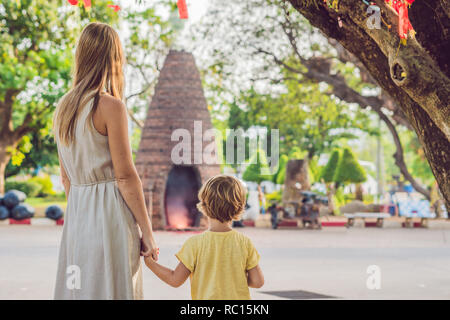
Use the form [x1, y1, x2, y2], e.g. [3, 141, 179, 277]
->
[53, 22, 125, 145]
[197, 175, 247, 223]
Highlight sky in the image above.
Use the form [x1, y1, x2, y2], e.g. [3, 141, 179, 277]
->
[123, 0, 209, 23]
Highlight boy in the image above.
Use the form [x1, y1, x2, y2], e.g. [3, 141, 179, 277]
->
[144, 174, 264, 300]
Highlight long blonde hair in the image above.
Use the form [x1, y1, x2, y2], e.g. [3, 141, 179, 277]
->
[53, 22, 125, 145]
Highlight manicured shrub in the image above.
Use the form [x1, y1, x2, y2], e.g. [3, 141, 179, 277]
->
[243, 148, 272, 184]
[321, 149, 341, 183]
[333, 147, 367, 184]
[273, 154, 288, 185]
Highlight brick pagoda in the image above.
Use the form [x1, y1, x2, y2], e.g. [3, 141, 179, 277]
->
[135, 50, 220, 229]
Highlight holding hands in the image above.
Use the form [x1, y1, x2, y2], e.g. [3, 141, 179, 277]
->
[141, 233, 159, 261]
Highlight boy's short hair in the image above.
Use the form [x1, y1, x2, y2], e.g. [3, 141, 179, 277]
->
[197, 174, 247, 222]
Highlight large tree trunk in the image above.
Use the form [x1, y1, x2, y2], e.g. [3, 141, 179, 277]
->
[0, 142, 13, 194]
[287, 0, 450, 210]
[0, 89, 30, 194]
[282, 159, 310, 204]
[260, 3, 431, 200]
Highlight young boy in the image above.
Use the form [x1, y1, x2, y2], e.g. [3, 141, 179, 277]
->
[144, 174, 264, 300]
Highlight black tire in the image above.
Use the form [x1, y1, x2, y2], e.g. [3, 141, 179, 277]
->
[11, 204, 35, 220]
[45, 205, 64, 220]
[3, 190, 26, 209]
[0, 205, 9, 220]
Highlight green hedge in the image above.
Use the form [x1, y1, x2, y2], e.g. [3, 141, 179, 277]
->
[5, 180, 42, 198]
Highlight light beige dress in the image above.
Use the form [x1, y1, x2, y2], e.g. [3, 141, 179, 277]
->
[54, 96, 143, 300]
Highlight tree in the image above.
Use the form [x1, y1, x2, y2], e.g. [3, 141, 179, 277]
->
[286, 0, 449, 208]
[242, 148, 272, 184]
[334, 147, 367, 185]
[228, 86, 374, 160]
[321, 149, 341, 183]
[0, 1, 174, 193]
[189, 0, 432, 200]
[0, 0, 117, 193]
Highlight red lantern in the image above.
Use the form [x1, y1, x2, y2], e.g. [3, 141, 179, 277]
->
[177, 0, 189, 19]
[108, 4, 121, 12]
[385, 0, 415, 40]
[67, 0, 91, 8]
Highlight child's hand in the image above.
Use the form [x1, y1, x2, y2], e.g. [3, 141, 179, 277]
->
[140, 235, 159, 261]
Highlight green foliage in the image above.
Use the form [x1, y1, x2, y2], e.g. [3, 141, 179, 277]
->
[242, 148, 272, 184]
[273, 154, 288, 184]
[1, 1, 174, 185]
[321, 149, 341, 183]
[29, 175, 54, 197]
[6, 131, 58, 178]
[0, 0, 118, 170]
[226, 85, 372, 161]
[401, 129, 435, 186]
[308, 156, 322, 184]
[265, 190, 282, 203]
[288, 147, 307, 159]
[334, 147, 367, 184]
[5, 180, 41, 197]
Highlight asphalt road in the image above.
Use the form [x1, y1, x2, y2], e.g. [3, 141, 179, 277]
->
[0, 225, 449, 299]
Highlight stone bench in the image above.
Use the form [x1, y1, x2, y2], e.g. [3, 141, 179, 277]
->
[344, 212, 391, 228]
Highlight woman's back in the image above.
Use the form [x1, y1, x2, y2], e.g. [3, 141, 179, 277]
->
[56, 93, 115, 186]
[54, 93, 143, 300]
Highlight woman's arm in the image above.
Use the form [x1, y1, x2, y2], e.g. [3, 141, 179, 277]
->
[247, 265, 264, 288]
[144, 257, 191, 288]
[59, 157, 70, 198]
[98, 95, 157, 259]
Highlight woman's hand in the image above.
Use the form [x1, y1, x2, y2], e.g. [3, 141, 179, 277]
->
[141, 233, 159, 261]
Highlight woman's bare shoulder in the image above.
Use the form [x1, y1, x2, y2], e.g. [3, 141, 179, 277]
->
[98, 94, 125, 110]
[97, 94, 126, 120]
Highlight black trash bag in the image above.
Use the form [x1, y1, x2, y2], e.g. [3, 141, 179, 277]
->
[0, 205, 9, 220]
[11, 204, 35, 220]
[0, 194, 3, 206]
[45, 205, 64, 220]
[3, 190, 26, 209]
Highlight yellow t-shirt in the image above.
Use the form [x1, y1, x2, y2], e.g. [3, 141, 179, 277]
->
[175, 229, 260, 300]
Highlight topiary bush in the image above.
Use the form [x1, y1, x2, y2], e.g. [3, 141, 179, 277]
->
[273, 154, 288, 185]
[321, 149, 341, 183]
[333, 147, 367, 184]
[243, 148, 272, 184]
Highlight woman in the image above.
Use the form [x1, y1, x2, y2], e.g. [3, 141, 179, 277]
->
[53, 22, 158, 299]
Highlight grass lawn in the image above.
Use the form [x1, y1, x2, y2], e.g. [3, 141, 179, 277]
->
[25, 197, 67, 218]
